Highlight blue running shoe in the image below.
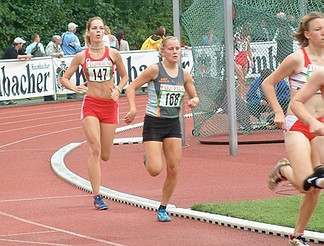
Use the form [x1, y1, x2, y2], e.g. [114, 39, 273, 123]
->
[93, 195, 108, 210]
[157, 208, 171, 222]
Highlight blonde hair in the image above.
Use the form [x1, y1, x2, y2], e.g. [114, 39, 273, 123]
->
[293, 11, 324, 47]
[83, 16, 104, 46]
[104, 26, 111, 35]
[159, 36, 179, 55]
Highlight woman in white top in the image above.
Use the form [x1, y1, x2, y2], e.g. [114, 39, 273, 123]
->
[103, 25, 119, 50]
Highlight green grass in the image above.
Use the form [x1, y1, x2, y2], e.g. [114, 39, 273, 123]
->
[191, 194, 324, 232]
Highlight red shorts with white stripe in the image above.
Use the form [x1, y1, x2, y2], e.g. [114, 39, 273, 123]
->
[81, 95, 119, 124]
[286, 115, 324, 141]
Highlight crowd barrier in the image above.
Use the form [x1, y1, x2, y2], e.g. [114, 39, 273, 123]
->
[0, 41, 297, 101]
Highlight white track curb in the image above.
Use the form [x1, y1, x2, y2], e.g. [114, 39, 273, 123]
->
[50, 122, 324, 244]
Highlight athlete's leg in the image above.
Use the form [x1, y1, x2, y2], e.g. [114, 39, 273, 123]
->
[144, 141, 164, 177]
[283, 132, 321, 237]
[281, 131, 314, 191]
[160, 137, 182, 206]
[82, 116, 102, 196]
[100, 123, 116, 161]
[294, 188, 321, 236]
[304, 137, 324, 189]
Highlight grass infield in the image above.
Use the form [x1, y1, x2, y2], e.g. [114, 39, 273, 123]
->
[192, 193, 324, 232]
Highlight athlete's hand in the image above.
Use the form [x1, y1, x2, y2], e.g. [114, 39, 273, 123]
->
[124, 109, 137, 124]
[188, 97, 199, 108]
[273, 112, 286, 130]
[308, 118, 324, 136]
[110, 87, 120, 101]
[75, 84, 88, 94]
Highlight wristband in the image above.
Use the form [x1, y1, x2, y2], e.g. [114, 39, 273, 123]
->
[115, 87, 122, 93]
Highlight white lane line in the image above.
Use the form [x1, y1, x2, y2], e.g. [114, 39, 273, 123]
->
[0, 230, 56, 237]
[0, 238, 73, 245]
[0, 112, 80, 126]
[0, 210, 127, 246]
[0, 107, 79, 121]
[0, 194, 91, 203]
[0, 126, 81, 149]
[0, 119, 78, 134]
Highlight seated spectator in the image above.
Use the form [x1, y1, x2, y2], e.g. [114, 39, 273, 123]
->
[246, 68, 290, 124]
[46, 35, 64, 58]
[1, 37, 33, 105]
[202, 29, 217, 45]
[140, 26, 166, 50]
[26, 33, 45, 57]
[220, 93, 253, 134]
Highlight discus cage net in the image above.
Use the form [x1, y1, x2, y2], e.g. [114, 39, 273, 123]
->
[181, 0, 323, 140]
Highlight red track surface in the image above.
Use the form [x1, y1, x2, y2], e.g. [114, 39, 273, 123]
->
[0, 95, 317, 245]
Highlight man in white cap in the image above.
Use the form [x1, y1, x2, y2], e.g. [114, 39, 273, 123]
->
[61, 22, 84, 55]
[61, 22, 84, 99]
[2, 37, 33, 60]
[1, 37, 33, 105]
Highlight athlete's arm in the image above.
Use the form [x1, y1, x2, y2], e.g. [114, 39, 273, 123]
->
[124, 64, 158, 124]
[262, 52, 301, 129]
[183, 70, 199, 108]
[60, 52, 87, 93]
[290, 69, 324, 135]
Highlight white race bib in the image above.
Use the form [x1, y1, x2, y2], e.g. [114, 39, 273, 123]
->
[158, 84, 185, 108]
[86, 60, 113, 82]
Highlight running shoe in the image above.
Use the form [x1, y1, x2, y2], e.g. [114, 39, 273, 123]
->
[289, 234, 309, 246]
[303, 165, 324, 191]
[93, 194, 108, 210]
[267, 158, 290, 190]
[157, 208, 171, 222]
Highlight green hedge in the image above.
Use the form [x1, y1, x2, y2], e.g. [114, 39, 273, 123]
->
[0, 0, 193, 56]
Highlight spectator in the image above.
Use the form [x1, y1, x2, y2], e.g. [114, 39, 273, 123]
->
[220, 93, 253, 134]
[103, 25, 119, 50]
[2, 37, 32, 60]
[26, 33, 45, 57]
[61, 22, 84, 99]
[234, 27, 254, 99]
[61, 22, 84, 55]
[246, 68, 290, 125]
[116, 30, 129, 51]
[140, 26, 166, 50]
[202, 28, 217, 45]
[1, 37, 32, 106]
[46, 35, 64, 58]
[43, 35, 64, 101]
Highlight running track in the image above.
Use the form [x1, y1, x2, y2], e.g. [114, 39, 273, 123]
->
[0, 95, 322, 245]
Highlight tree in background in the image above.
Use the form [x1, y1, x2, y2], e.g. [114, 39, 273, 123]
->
[0, 0, 194, 55]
